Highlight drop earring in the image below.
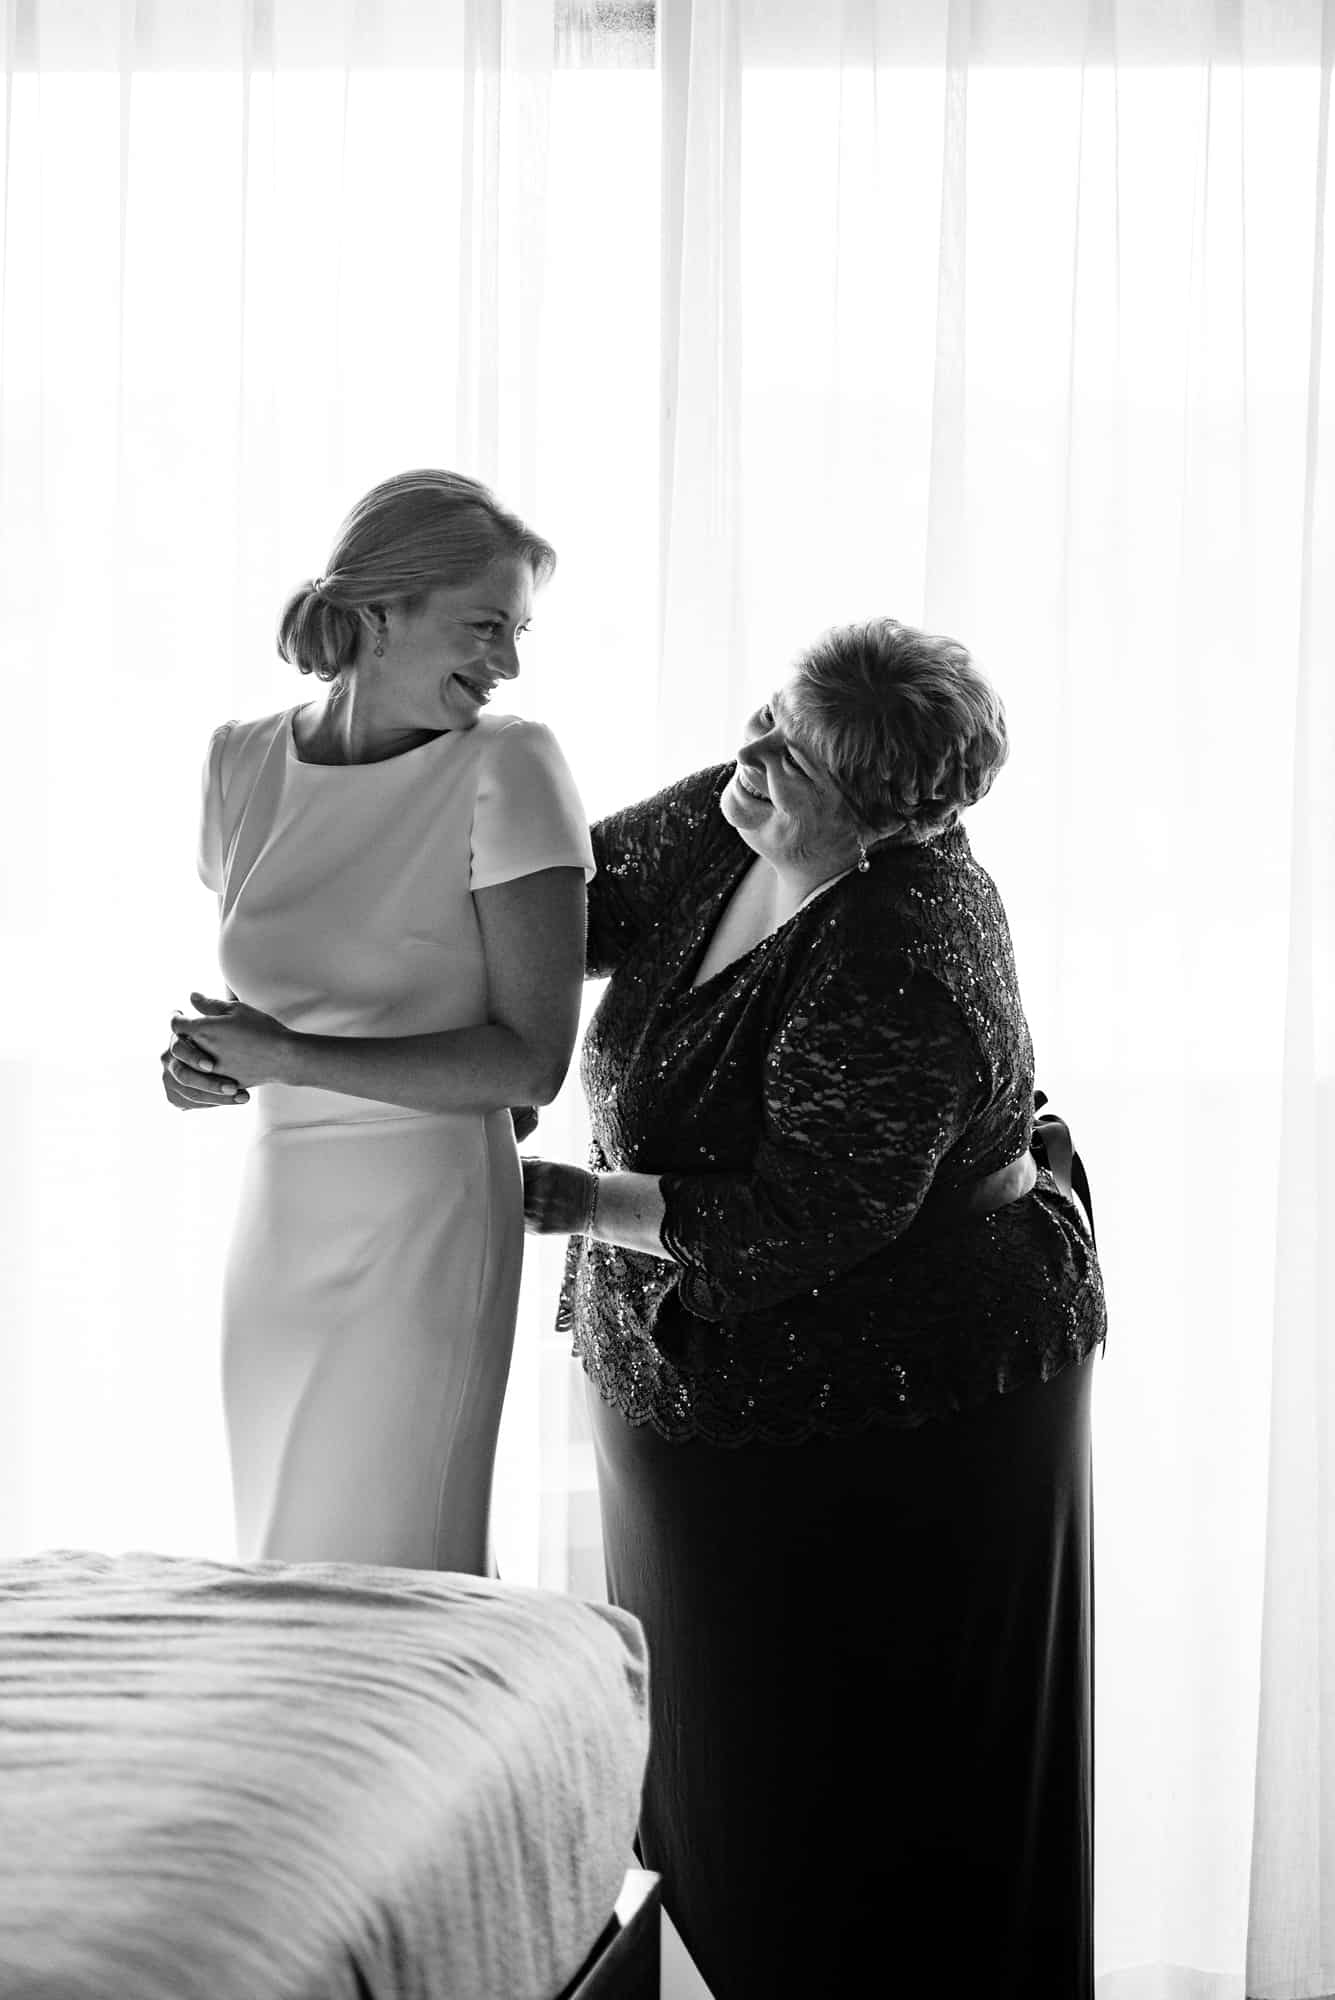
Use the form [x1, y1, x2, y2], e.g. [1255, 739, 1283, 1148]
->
[373, 632, 386, 659]
[856, 837, 870, 873]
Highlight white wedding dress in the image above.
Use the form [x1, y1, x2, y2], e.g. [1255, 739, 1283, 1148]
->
[197, 706, 593, 1570]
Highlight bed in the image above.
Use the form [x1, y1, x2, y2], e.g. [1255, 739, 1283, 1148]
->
[0, 1550, 658, 2000]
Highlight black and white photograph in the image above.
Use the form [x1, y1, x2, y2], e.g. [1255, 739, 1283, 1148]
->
[0, 2, 1330, 1996]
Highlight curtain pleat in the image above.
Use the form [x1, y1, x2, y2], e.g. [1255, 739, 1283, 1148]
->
[922, 0, 970, 628]
[1246, 15, 1335, 1996]
[655, 0, 745, 778]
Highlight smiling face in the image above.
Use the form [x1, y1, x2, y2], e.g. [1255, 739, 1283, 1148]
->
[721, 681, 865, 884]
[360, 553, 536, 734]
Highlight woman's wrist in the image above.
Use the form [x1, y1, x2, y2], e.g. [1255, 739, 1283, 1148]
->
[521, 1163, 667, 1253]
[579, 1169, 601, 1235]
[521, 1159, 602, 1236]
[577, 1169, 669, 1257]
[271, 1025, 309, 1088]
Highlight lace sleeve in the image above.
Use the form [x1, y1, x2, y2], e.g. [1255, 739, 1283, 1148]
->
[587, 765, 734, 977]
[658, 948, 982, 1319]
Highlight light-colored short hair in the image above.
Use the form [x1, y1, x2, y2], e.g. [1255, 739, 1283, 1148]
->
[786, 617, 1008, 840]
[277, 469, 557, 682]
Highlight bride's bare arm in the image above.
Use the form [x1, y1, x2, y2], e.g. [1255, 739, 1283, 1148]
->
[176, 867, 586, 1114]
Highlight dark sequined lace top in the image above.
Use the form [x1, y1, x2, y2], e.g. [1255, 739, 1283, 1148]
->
[558, 765, 1106, 1446]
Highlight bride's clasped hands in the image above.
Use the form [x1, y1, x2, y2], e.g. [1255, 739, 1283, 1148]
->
[161, 990, 294, 1108]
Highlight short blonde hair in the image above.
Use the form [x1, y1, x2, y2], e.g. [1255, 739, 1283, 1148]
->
[277, 469, 557, 682]
[786, 617, 1008, 839]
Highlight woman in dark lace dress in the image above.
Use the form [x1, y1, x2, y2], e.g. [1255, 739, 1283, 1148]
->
[522, 618, 1106, 1999]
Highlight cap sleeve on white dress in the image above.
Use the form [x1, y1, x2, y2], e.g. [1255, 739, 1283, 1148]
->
[469, 719, 596, 891]
[197, 722, 235, 893]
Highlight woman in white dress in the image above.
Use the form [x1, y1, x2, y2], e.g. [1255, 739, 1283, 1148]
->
[161, 469, 593, 1572]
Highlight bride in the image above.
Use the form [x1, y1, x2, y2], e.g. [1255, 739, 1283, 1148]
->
[162, 468, 591, 1573]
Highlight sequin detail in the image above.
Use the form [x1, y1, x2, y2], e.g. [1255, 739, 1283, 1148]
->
[558, 764, 1107, 1446]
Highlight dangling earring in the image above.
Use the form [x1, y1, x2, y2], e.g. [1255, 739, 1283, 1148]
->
[373, 635, 386, 659]
[856, 837, 870, 873]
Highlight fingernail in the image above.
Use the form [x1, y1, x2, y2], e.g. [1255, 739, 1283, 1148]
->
[221, 1083, 236, 1095]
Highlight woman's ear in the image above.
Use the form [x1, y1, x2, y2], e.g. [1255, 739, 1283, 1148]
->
[865, 818, 911, 853]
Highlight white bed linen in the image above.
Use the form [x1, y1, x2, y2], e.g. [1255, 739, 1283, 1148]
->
[0, 1550, 649, 2000]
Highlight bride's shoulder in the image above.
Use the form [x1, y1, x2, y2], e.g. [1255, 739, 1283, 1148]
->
[215, 705, 296, 750]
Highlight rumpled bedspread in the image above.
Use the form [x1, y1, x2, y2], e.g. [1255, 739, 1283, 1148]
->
[0, 1550, 649, 2000]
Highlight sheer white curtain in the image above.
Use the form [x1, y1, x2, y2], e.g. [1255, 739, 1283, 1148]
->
[655, 2, 1333, 1995]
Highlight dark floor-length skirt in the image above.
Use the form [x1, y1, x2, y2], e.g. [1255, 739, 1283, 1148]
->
[588, 1352, 1096, 2000]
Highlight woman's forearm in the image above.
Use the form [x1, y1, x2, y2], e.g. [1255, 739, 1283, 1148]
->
[588, 1171, 670, 1256]
[282, 1022, 569, 1114]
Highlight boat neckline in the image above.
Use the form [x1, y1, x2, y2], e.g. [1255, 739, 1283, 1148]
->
[286, 705, 476, 768]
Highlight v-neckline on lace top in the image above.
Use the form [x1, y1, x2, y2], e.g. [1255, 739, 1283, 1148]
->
[686, 855, 854, 995]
